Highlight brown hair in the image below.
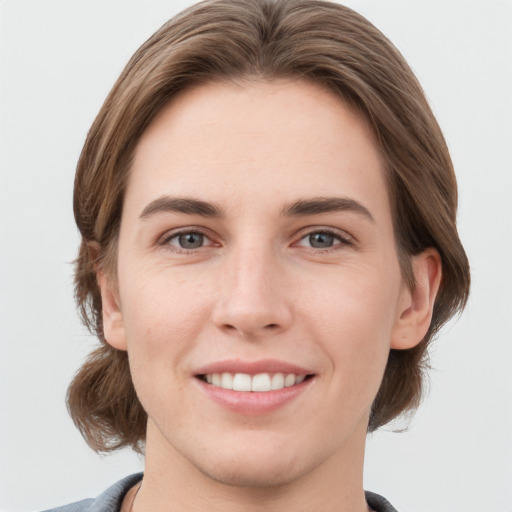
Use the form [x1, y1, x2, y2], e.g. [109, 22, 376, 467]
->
[68, 0, 470, 453]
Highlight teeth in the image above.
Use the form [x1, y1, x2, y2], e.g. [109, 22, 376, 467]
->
[232, 373, 252, 391]
[221, 372, 234, 389]
[271, 373, 284, 390]
[204, 372, 307, 392]
[252, 373, 271, 392]
[284, 374, 295, 387]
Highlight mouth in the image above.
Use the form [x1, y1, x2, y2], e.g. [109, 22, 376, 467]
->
[194, 360, 316, 413]
[197, 372, 314, 392]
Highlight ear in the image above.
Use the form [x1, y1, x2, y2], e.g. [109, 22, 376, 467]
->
[88, 242, 127, 352]
[391, 248, 442, 350]
[97, 269, 128, 351]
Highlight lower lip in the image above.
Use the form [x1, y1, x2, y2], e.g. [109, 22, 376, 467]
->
[196, 377, 313, 415]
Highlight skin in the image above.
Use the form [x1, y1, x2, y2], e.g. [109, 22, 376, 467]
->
[99, 79, 441, 512]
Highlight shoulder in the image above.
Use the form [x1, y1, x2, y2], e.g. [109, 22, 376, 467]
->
[40, 473, 143, 512]
[40, 498, 94, 512]
[365, 491, 399, 512]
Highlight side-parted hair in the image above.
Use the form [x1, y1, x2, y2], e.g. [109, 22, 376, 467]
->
[68, 0, 470, 453]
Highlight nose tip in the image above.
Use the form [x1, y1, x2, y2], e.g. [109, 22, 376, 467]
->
[213, 300, 292, 338]
[212, 255, 292, 338]
[218, 315, 286, 337]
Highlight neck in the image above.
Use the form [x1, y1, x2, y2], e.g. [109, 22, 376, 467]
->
[134, 420, 370, 512]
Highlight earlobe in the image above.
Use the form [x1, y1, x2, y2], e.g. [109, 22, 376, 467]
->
[391, 248, 442, 350]
[97, 268, 128, 352]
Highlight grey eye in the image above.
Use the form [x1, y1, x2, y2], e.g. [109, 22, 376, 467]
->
[307, 232, 335, 248]
[175, 232, 204, 249]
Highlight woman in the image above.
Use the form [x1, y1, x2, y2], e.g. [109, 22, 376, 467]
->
[49, 0, 469, 510]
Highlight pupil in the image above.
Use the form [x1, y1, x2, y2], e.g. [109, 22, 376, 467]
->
[179, 233, 203, 249]
[309, 233, 334, 248]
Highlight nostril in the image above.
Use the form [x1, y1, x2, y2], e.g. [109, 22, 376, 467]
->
[265, 323, 278, 329]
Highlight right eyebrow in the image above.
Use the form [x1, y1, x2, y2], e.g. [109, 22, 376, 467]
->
[139, 196, 224, 219]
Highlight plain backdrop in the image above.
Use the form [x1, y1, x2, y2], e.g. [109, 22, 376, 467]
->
[0, 1, 511, 511]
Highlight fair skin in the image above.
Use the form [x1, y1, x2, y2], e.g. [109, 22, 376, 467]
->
[99, 79, 441, 512]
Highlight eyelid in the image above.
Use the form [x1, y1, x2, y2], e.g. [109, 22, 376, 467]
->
[294, 226, 354, 248]
[155, 225, 354, 252]
[157, 227, 217, 251]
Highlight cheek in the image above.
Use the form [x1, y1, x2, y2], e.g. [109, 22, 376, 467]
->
[119, 264, 213, 366]
[296, 263, 400, 387]
[299, 258, 400, 335]
[118, 266, 212, 422]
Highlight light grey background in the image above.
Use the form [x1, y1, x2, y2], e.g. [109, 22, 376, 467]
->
[0, 1, 511, 511]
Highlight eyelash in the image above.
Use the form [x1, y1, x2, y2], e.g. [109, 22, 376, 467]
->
[158, 227, 353, 254]
[159, 229, 216, 254]
[296, 228, 353, 252]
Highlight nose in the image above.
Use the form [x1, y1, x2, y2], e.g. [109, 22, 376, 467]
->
[212, 245, 293, 338]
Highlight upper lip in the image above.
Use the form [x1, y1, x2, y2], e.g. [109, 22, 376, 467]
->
[194, 359, 314, 376]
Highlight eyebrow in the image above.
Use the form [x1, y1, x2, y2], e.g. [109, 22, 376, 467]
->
[139, 195, 374, 222]
[280, 197, 374, 222]
[139, 196, 223, 219]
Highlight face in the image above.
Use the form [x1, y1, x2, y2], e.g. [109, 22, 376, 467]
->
[101, 79, 423, 488]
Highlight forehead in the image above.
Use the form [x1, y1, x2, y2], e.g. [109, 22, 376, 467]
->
[128, 79, 388, 217]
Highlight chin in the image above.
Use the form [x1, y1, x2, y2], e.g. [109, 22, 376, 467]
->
[196, 454, 308, 489]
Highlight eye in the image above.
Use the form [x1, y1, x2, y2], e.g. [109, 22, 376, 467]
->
[165, 231, 210, 250]
[297, 230, 350, 249]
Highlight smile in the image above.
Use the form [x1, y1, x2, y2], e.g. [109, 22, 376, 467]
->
[194, 360, 316, 413]
[199, 372, 309, 392]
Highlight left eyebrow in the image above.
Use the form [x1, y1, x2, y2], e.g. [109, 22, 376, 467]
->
[280, 197, 375, 222]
